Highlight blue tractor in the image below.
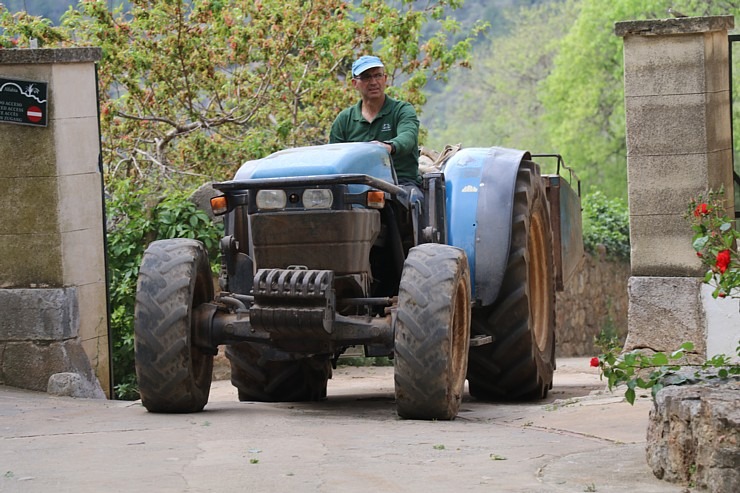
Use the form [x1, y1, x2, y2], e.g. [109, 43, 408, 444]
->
[133, 142, 583, 420]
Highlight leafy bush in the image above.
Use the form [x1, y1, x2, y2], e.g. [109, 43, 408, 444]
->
[687, 188, 740, 299]
[581, 191, 630, 260]
[106, 180, 223, 399]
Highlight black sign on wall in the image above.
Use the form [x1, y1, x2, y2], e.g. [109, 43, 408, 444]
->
[0, 77, 48, 127]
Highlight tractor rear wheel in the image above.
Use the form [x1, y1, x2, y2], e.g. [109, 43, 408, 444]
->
[226, 343, 331, 402]
[134, 239, 214, 413]
[394, 243, 471, 420]
[466, 161, 556, 401]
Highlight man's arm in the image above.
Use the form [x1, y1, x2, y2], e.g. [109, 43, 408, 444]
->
[387, 102, 419, 157]
[329, 111, 348, 144]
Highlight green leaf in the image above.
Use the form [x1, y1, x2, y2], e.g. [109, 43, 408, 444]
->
[623, 352, 636, 366]
[651, 353, 668, 366]
[670, 349, 685, 359]
[625, 387, 635, 405]
[680, 342, 695, 352]
[692, 236, 709, 250]
[651, 383, 664, 398]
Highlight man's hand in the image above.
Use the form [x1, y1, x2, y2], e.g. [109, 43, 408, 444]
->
[371, 140, 394, 155]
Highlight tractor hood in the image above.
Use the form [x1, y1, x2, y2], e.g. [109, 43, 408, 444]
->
[234, 142, 395, 183]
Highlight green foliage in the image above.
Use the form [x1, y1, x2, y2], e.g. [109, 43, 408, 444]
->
[0, 0, 82, 24]
[0, 0, 481, 188]
[581, 191, 630, 260]
[424, 0, 578, 157]
[0, 6, 68, 47]
[596, 341, 740, 405]
[106, 181, 222, 399]
[424, 0, 740, 200]
[539, 0, 667, 198]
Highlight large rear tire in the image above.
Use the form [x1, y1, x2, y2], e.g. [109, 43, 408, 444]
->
[134, 239, 214, 413]
[226, 343, 331, 402]
[394, 243, 471, 420]
[466, 161, 556, 401]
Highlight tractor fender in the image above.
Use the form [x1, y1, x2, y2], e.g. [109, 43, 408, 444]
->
[443, 147, 531, 306]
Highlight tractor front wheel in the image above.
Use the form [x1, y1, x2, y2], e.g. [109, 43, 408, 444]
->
[394, 243, 471, 420]
[134, 239, 214, 413]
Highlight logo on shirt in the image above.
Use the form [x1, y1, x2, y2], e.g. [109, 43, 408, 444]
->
[381, 123, 392, 133]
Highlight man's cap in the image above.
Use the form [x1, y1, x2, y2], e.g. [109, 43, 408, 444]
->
[352, 55, 384, 77]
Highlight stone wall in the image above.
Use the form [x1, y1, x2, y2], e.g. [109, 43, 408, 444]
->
[647, 379, 740, 491]
[615, 15, 737, 362]
[0, 48, 109, 397]
[556, 253, 630, 357]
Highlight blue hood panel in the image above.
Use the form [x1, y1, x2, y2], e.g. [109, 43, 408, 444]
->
[234, 143, 395, 183]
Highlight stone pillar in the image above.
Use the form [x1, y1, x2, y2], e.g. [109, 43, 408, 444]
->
[0, 48, 110, 397]
[615, 16, 738, 361]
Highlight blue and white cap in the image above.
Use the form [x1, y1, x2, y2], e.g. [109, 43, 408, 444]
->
[352, 55, 384, 77]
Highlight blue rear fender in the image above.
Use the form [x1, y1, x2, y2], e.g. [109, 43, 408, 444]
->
[443, 147, 530, 306]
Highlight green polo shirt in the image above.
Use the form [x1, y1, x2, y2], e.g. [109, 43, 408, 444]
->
[329, 96, 420, 184]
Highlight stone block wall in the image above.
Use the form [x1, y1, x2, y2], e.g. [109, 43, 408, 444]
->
[616, 16, 738, 361]
[617, 15, 740, 491]
[647, 380, 740, 491]
[626, 277, 707, 360]
[0, 48, 109, 397]
[555, 253, 630, 357]
[617, 16, 735, 278]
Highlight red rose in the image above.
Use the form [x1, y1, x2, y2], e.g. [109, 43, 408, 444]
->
[589, 357, 600, 367]
[694, 203, 710, 217]
[716, 250, 731, 274]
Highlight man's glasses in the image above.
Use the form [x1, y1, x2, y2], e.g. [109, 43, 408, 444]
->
[354, 73, 386, 82]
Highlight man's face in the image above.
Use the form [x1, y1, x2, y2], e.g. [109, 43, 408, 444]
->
[352, 67, 387, 99]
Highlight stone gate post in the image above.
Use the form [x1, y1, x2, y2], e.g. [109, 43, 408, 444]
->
[615, 16, 739, 361]
[0, 48, 110, 397]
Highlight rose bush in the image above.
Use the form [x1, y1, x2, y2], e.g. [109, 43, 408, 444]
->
[594, 189, 739, 404]
[688, 188, 739, 299]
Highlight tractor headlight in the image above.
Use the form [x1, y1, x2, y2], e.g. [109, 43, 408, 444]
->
[256, 190, 287, 210]
[302, 189, 333, 209]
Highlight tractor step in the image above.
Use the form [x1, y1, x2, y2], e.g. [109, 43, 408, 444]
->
[469, 334, 493, 347]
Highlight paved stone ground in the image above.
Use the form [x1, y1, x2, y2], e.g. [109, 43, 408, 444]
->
[0, 358, 686, 493]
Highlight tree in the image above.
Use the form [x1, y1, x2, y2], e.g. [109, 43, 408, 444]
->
[2, 0, 483, 190]
[423, 0, 578, 164]
[425, 0, 740, 199]
[539, 0, 672, 198]
[0, 0, 79, 24]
